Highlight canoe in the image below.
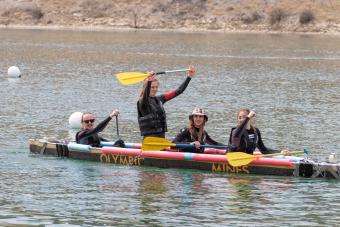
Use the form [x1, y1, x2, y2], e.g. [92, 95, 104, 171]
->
[29, 138, 340, 180]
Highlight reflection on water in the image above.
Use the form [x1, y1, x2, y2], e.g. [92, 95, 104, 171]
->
[1, 29, 340, 225]
[1, 149, 340, 225]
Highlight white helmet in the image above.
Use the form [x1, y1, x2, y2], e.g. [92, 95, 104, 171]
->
[189, 108, 208, 121]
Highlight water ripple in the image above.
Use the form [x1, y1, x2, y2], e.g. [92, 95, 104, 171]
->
[1, 29, 340, 226]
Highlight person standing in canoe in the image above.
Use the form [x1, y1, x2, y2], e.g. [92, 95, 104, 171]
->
[137, 66, 196, 138]
[76, 110, 124, 147]
[173, 108, 225, 153]
[228, 109, 289, 154]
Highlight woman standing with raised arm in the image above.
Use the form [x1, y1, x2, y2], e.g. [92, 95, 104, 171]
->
[137, 66, 195, 138]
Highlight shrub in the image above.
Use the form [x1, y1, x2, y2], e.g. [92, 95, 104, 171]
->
[299, 10, 315, 24]
[269, 8, 286, 25]
[251, 12, 262, 21]
[1, 4, 44, 20]
[30, 7, 44, 20]
[2, 10, 10, 17]
[226, 6, 234, 11]
[79, 0, 110, 18]
[241, 12, 262, 24]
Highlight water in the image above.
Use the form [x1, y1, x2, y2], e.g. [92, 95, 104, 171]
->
[1, 28, 340, 225]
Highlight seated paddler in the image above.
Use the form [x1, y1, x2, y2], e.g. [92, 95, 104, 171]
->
[172, 108, 225, 153]
[76, 110, 124, 147]
[228, 109, 289, 155]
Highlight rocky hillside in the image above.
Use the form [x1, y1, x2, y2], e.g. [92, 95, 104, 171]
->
[0, 0, 339, 33]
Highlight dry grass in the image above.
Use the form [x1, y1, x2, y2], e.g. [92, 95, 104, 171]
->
[0, 0, 339, 32]
[241, 12, 262, 24]
[269, 8, 287, 25]
[1, 2, 44, 20]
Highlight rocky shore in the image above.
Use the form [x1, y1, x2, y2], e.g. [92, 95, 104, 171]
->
[0, 0, 339, 34]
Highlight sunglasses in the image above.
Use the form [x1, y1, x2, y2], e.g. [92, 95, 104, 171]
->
[83, 119, 95, 124]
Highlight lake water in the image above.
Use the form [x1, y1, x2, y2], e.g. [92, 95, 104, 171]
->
[0, 28, 340, 226]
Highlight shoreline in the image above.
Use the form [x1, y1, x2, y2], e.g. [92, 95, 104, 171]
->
[1, 24, 340, 36]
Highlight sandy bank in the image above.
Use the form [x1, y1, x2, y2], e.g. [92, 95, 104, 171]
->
[1, 24, 340, 37]
[0, 0, 340, 35]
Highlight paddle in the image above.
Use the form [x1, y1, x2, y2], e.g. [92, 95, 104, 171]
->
[112, 115, 125, 148]
[227, 150, 308, 167]
[142, 136, 231, 151]
[116, 69, 189, 85]
[115, 115, 120, 140]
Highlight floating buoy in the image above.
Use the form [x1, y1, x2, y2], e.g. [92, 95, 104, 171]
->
[68, 112, 83, 129]
[328, 153, 338, 163]
[7, 66, 21, 78]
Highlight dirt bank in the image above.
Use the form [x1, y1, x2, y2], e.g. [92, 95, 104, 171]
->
[0, 0, 339, 34]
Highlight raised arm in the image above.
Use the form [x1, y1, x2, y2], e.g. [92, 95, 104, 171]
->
[233, 110, 256, 137]
[78, 110, 119, 140]
[138, 76, 153, 110]
[232, 117, 250, 138]
[160, 66, 195, 103]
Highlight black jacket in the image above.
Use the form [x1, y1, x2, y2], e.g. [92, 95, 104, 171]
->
[76, 116, 112, 147]
[137, 77, 191, 136]
[173, 127, 224, 153]
[229, 117, 277, 154]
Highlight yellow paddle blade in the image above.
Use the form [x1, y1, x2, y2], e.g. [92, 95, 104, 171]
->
[227, 151, 305, 167]
[116, 71, 148, 85]
[227, 152, 257, 167]
[142, 137, 176, 151]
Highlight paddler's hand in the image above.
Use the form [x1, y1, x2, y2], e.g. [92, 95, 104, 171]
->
[248, 110, 256, 119]
[188, 66, 195, 78]
[110, 110, 120, 118]
[191, 141, 201, 149]
[281, 150, 290, 155]
[147, 71, 156, 81]
[253, 151, 262, 156]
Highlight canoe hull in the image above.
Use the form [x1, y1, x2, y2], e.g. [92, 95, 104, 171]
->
[29, 139, 339, 179]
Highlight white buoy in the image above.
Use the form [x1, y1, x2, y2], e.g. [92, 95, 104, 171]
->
[328, 153, 337, 163]
[68, 112, 83, 129]
[7, 66, 21, 78]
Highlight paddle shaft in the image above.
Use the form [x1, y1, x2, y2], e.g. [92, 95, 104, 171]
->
[226, 150, 306, 167]
[116, 68, 190, 85]
[144, 142, 231, 149]
[142, 137, 231, 151]
[254, 150, 304, 159]
[175, 144, 231, 149]
[155, 69, 189, 75]
[230, 150, 305, 162]
[115, 115, 120, 140]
